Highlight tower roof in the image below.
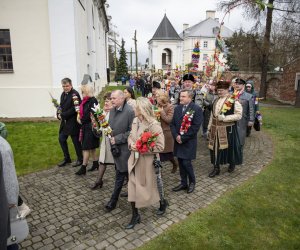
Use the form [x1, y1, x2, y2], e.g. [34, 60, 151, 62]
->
[149, 14, 182, 42]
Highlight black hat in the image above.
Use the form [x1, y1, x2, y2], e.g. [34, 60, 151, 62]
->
[183, 74, 195, 82]
[152, 81, 161, 89]
[235, 78, 246, 85]
[216, 80, 230, 90]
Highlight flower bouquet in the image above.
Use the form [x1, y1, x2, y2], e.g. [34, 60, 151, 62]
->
[135, 130, 159, 154]
[220, 91, 238, 115]
[180, 109, 195, 135]
[91, 104, 113, 137]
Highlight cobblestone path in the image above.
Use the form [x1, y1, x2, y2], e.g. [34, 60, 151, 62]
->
[18, 131, 273, 250]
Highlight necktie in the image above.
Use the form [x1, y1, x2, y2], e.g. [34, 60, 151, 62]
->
[182, 105, 187, 114]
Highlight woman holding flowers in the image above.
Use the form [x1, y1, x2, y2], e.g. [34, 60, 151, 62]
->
[126, 97, 165, 229]
[208, 80, 243, 178]
[90, 92, 115, 189]
[75, 84, 100, 175]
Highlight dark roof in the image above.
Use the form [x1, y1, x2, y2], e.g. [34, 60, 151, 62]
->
[149, 14, 182, 42]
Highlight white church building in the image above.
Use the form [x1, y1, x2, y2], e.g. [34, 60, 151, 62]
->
[0, 0, 109, 118]
[148, 10, 233, 72]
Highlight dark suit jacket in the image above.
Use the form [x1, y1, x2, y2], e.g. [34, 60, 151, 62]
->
[170, 102, 203, 160]
[59, 88, 81, 136]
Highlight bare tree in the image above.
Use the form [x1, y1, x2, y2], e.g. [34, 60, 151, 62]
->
[219, 0, 300, 98]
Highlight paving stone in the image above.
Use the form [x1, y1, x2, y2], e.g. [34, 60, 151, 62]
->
[18, 132, 272, 250]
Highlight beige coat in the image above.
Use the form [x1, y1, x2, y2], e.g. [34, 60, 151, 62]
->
[127, 117, 165, 208]
[99, 112, 114, 165]
[159, 103, 174, 153]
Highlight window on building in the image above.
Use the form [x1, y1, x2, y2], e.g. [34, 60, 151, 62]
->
[203, 54, 208, 61]
[203, 41, 208, 48]
[0, 29, 13, 72]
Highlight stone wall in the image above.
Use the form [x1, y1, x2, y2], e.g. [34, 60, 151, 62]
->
[281, 58, 300, 105]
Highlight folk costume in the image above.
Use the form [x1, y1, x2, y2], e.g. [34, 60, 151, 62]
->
[208, 81, 243, 177]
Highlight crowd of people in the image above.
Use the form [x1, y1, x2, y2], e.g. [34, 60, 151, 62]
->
[55, 73, 259, 229]
[0, 72, 260, 248]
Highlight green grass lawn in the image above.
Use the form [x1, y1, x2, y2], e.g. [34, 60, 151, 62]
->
[140, 107, 300, 250]
[5, 121, 73, 175]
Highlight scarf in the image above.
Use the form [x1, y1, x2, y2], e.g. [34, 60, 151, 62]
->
[79, 96, 90, 119]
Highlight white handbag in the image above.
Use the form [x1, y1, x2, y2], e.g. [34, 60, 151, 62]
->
[7, 206, 29, 246]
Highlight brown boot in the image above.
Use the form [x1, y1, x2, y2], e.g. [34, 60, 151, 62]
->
[170, 158, 178, 173]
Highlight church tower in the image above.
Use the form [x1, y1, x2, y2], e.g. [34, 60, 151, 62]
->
[148, 14, 183, 71]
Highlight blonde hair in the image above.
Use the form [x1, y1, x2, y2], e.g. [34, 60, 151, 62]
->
[136, 97, 156, 123]
[81, 84, 94, 97]
[156, 89, 169, 105]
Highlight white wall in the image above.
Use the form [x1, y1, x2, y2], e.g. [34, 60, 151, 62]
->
[0, 0, 54, 117]
[0, 0, 108, 118]
[149, 40, 182, 70]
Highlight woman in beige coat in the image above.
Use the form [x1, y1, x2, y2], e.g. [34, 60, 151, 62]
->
[126, 97, 165, 229]
[156, 90, 178, 173]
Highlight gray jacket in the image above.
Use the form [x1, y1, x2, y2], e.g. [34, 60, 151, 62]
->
[237, 91, 254, 146]
[0, 136, 19, 205]
[109, 102, 135, 172]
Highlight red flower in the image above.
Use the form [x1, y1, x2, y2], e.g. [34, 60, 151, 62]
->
[150, 141, 156, 148]
[136, 131, 159, 154]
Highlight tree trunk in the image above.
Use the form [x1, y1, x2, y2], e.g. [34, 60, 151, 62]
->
[295, 78, 300, 107]
[259, 0, 274, 98]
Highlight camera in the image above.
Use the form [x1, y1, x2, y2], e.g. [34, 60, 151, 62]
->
[110, 144, 121, 157]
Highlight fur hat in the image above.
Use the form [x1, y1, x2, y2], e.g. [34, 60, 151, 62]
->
[216, 80, 230, 90]
[152, 81, 161, 89]
[183, 74, 195, 82]
[235, 78, 246, 85]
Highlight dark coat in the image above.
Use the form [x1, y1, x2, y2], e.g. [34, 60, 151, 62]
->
[80, 97, 99, 150]
[0, 152, 10, 250]
[59, 88, 81, 136]
[109, 102, 135, 172]
[170, 102, 203, 160]
[237, 91, 254, 146]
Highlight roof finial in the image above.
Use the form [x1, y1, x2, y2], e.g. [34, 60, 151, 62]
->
[164, 9, 166, 15]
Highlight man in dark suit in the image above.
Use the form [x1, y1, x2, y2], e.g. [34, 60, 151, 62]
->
[170, 89, 203, 193]
[57, 78, 83, 167]
[105, 90, 135, 211]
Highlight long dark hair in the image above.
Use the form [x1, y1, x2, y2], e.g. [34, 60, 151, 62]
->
[125, 86, 136, 99]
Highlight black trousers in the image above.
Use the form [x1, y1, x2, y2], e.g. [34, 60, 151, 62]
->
[111, 170, 128, 202]
[59, 132, 83, 161]
[178, 158, 196, 187]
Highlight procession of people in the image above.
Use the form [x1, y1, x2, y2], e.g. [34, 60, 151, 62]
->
[52, 71, 259, 230]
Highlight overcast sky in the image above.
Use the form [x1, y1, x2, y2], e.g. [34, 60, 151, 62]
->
[107, 0, 254, 64]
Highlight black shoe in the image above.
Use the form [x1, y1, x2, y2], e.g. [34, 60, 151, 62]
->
[88, 161, 99, 171]
[72, 160, 82, 167]
[58, 159, 71, 167]
[105, 200, 117, 212]
[156, 199, 169, 216]
[187, 183, 195, 193]
[90, 180, 103, 190]
[228, 164, 236, 173]
[172, 184, 188, 192]
[125, 214, 141, 229]
[208, 166, 220, 178]
[75, 165, 86, 175]
[120, 192, 128, 198]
